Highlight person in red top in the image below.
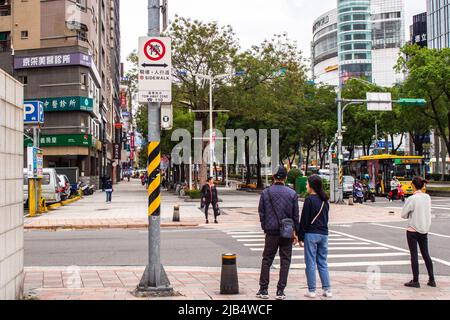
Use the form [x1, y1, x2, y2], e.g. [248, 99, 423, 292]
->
[201, 177, 219, 224]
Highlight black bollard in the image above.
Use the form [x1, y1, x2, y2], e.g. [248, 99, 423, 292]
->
[220, 253, 239, 295]
[173, 205, 180, 222]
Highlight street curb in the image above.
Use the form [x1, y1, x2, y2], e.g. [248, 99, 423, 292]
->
[46, 196, 82, 211]
[24, 222, 200, 231]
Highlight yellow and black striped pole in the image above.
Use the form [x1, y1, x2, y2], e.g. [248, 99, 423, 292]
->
[147, 141, 161, 217]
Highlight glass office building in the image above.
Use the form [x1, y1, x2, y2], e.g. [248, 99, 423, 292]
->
[312, 0, 405, 87]
[337, 0, 373, 84]
[427, 0, 450, 49]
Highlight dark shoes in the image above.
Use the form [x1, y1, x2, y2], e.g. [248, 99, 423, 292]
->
[214, 220, 218, 224]
[404, 280, 420, 288]
[256, 289, 269, 299]
[205, 220, 209, 224]
[276, 289, 286, 300]
[428, 280, 437, 287]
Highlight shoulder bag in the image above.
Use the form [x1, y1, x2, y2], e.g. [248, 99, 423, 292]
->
[268, 190, 294, 239]
[311, 201, 325, 225]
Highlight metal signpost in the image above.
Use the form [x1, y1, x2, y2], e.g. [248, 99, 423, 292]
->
[24, 101, 45, 216]
[137, 0, 173, 296]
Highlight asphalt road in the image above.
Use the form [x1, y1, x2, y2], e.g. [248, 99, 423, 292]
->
[25, 195, 450, 277]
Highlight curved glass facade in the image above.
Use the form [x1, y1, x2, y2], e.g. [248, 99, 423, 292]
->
[337, 0, 372, 83]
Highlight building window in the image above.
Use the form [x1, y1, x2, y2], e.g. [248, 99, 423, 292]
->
[0, 31, 10, 52]
[81, 73, 88, 89]
[21, 30, 29, 39]
[18, 76, 28, 85]
[0, 0, 11, 16]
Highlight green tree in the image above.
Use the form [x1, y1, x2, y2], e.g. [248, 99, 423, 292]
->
[396, 44, 450, 158]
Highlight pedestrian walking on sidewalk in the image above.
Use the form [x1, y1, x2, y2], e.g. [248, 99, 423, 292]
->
[402, 176, 436, 288]
[104, 177, 113, 203]
[201, 177, 220, 224]
[299, 174, 332, 299]
[256, 166, 299, 301]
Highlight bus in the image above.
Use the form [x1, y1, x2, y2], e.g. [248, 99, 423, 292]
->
[344, 155, 425, 196]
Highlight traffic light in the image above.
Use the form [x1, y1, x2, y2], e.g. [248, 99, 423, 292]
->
[397, 98, 427, 106]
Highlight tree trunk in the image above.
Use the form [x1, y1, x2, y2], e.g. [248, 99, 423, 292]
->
[305, 145, 311, 175]
[245, 138, 251, 185]
[362, 142, 367, 156]
[256, 134, 263, 189]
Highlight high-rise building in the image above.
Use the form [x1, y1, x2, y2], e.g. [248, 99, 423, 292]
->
[411, 12, 428, 47]
[0, 0, 122, 187]
[427, 0, 450, 49]
[312, 0, 405, 87]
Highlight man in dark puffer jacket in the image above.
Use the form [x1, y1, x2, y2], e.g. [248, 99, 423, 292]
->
[256, 166, 300, 300]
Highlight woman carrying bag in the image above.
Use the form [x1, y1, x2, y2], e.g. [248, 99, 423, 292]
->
[201, 177, 220, 224]
[298, 174, 332, 299]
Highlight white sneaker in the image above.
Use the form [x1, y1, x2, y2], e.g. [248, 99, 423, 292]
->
[322, 290, 333, 298]
[304, 291, 316, 298]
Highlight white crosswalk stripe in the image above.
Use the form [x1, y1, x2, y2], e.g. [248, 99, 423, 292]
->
[223, 229, 423, 270]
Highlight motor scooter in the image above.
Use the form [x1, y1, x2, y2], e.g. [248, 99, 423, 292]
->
[353, 181, 365, 204]
[387, 185, 405, 202]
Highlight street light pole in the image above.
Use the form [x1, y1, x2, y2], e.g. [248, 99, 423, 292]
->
[137, 0, 173, 295]
[336, 89, 345, 204]
[209, 74, 214, 178]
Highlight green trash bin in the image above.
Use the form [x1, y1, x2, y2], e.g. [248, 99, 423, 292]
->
[295, 176, 307, 195]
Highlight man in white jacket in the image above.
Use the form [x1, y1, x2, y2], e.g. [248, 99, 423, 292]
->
[401, 176, 436, 288]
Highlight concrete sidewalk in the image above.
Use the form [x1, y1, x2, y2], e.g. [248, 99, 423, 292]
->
[23, 266, 450, 300]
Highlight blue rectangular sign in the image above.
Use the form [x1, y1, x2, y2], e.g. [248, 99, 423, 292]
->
[24, 101, 44, 124]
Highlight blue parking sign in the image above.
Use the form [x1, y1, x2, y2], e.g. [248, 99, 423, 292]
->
[24, 101, 44, 124]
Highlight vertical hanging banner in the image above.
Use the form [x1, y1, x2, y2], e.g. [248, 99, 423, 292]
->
[138, 37, 172, 103]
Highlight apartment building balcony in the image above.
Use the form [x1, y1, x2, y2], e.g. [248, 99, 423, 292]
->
[0, 39, 10, 53]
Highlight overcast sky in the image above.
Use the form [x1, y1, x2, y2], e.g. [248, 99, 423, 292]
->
[120, 0, 426, 68]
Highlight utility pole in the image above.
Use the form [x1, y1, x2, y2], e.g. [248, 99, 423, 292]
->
[137, 0, 173, 295]
[336, 88, 345, 204]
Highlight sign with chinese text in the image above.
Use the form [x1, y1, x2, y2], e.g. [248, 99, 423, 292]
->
[15, 53, 91, 69]
[138, 37, 172, 103]
[39, 134, 94, 147]
[27, 147, 43, 179]
[113, 143, 121, 160]
[35, 96, 94, 112]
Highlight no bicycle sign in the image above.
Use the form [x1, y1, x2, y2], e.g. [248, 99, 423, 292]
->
[138, 37, 172, 103]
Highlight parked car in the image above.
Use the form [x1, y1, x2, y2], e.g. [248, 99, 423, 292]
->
[24, 168, 62, 205]
[58, 174, 71, 201]
[343, 175, 355, 198]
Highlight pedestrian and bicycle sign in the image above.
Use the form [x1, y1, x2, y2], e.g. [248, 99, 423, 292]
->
[138, 37, 172, 103]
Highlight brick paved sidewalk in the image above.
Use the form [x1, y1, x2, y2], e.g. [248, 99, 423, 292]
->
[23, 266, 450, 300]
[24, 180, 205, 230]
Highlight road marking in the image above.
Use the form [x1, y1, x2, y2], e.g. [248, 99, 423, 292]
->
[431, 206, 450, 211]
[330, 230, 450, 267]
[250, 246, 388, 252]
[275, 252, 410, 259]
[244, 242, 371, 247]
[231, 235, 266, 239]
[276, 260, 420, 269]
[370, 223, 450, 239]
[227, 231, 263, 235]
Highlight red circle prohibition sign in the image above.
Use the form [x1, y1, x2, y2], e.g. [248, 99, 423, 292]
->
[144, 39, 166, 61]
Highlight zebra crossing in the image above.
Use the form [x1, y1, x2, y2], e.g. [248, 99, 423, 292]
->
[223, 229, 422, 270]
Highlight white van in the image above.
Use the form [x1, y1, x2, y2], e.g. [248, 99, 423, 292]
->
[24, 168, 62, 204]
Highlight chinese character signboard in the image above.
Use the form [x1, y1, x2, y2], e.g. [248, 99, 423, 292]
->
[35, 96, 94, 112]
[24, 101, 44, 125]
[27, 147, 43, 179]
[138, 37, 172, 103]
[15, 52, 91, 69]
[39, 134, 94, 147]
[113, 143, 121, 160]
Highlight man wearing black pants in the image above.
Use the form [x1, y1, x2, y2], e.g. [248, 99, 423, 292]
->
[257, 166, 299, 300]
